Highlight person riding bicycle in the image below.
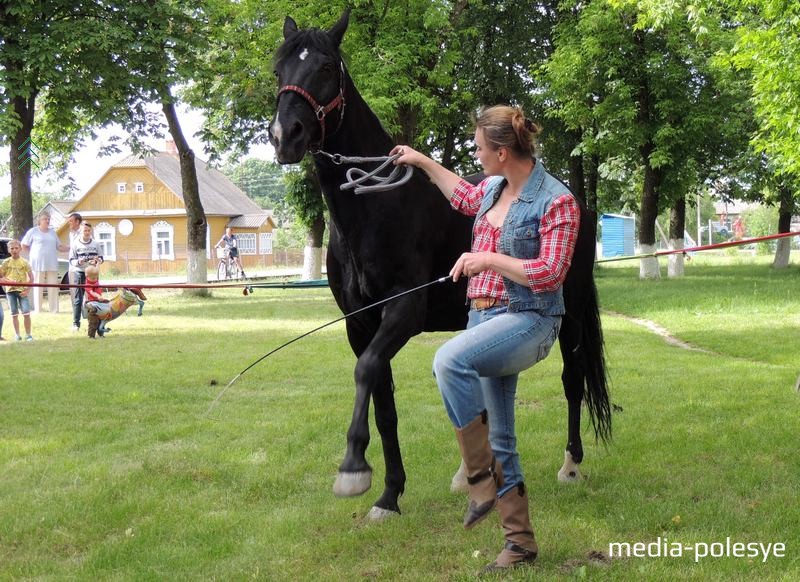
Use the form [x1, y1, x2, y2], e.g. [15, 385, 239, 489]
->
[214, 227, 246, 279]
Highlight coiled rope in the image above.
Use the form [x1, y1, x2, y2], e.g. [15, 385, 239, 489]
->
[313, 151, 413, 194]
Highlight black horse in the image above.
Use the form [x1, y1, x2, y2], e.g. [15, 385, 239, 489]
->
[269, 10, 610, 519]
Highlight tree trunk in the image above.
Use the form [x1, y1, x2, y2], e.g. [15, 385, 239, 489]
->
[634, 30, 661, 279]
[668, 197, 686, 277]
[638, 146, 662, 279]
[302, 213, 325, 280]
[586, 152, 600, 225]
[396, 103, 418, 146]
[162, 98, 209, 297]
[10, 94, 36, 239]
[772, 183, 794, 269]
[567, 128, 586, 204]
[440, 124, 457, 170]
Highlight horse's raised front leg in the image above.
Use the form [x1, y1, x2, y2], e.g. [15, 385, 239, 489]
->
[333, 296, 423, 519]
[333, 315, 377, 498]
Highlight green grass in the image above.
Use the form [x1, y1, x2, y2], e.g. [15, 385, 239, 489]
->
[1, 260, 799, 580]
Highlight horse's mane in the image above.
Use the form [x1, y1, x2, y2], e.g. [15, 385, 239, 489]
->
[274, 28, 338, 67]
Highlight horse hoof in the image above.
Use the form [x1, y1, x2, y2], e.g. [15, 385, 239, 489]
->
[557, 450, 582, 483]
[450, 459, 468, 493]
[333, 471, 372, 497]
[367, 506, 399, 521]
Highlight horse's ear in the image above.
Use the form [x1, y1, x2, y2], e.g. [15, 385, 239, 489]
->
[283, 16, 298, 39]
[328, 8, 350, 47]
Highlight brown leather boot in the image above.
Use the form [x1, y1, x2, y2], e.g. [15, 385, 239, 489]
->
[454, 410, 504, 529]
[482, 483, 538, 573]
[87, 307, 100, 339]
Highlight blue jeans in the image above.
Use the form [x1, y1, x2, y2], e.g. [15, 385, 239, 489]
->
[70, 271, 86, 327]
[433, 305, 561, 495]
[7, 291, 31, 315]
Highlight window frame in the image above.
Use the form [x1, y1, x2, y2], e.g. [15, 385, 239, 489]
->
[259, 232, 273, 255]
[150, 220, 175, 261]
[94, 222, 117, 262]
[237, 232, 257, 255]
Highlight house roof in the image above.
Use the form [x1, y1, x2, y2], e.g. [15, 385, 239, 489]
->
[45, 200, 75, 217]
[112, 152, 267, 217]
[713, 200, 759, 215]
[227, 213, 275, 229]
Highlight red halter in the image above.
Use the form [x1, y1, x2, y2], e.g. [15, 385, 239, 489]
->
[277, 61, 346, 149]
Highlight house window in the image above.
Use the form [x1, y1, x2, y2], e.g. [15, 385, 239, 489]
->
[238, 233, 256, 255]
[151, 220, 175, 260]
[259, 232, 273, 255]
[95, 222, 117, 262]
[117, 182, 127, 193]
[134, 182, 144, 193]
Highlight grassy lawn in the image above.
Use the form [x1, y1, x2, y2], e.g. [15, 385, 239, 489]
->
[1, 258, 798, 580]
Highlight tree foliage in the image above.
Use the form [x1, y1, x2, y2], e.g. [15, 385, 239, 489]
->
[2, 0, 797, 271]
[728, 0, 800, 179]
[0, 1, 141, 236]
[542, 0, 757, 276]
[222, 158, 290, 224]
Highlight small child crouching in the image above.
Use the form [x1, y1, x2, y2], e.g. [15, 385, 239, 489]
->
[83, 264, 147, 338]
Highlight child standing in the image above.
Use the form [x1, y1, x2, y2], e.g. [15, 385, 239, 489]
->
[0, 240, 35, 341]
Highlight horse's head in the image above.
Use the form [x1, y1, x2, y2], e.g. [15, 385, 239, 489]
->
[269, 10, 350, 164]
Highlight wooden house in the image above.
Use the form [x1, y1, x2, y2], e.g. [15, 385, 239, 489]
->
[40, 200, 74, 230]
[56, 149, 276, 275]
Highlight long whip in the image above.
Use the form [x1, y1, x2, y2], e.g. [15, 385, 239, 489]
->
[204, 275, 453, 416]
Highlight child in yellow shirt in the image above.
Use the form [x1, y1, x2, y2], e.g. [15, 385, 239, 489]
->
[0, 240, 35, 341]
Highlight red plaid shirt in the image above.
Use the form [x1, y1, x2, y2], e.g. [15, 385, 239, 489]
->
[451, 177, 580, 299]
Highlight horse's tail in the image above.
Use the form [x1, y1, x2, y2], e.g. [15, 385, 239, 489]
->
[581, 278, 612, 443]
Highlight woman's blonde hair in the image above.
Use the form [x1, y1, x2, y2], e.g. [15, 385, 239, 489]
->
[474, 105, 540, 159]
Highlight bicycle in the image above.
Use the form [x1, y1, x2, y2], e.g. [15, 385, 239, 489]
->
[216, 247, 237, 281]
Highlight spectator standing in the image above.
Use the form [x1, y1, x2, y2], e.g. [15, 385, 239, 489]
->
[0, 240, 35, 341]
[66, 212, 83, 329]
[69, 221, 103, 331]
[20, 212, 68, 313]
[733, 216, 745, 240]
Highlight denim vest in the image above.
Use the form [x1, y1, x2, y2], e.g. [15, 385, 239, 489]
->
[475, 162, 573, 316]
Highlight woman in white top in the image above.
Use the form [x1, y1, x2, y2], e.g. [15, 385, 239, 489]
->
[21, 212, 68, 313]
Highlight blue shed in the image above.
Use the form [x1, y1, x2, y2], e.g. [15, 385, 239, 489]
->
[601, 214, 635, 258]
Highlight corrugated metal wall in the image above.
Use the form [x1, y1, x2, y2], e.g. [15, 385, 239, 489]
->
[601, 214, 635, 257]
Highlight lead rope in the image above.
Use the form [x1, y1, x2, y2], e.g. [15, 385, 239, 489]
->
[314, 151, 414, 194]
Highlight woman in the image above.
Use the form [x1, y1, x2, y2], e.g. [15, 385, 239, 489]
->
[392, 105, 581, 572]
[21, 212, 68, 313]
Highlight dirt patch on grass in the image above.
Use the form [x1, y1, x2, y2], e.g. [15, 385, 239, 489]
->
[558, 549, 611, 575]
[604, 310, 712, 353]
